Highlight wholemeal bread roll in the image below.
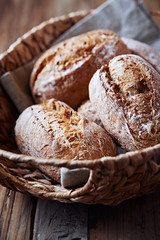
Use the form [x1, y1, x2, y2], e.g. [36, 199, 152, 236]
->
[15, 98, 117, 183]
[78, 99, 103, 127]
[122, 37, 160, 74]
[89, 54, 160, 151]
[30, 30, 131, 109]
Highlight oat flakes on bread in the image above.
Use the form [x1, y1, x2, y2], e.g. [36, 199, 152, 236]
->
[122, 37, 160, 74]
[15, 98, 117, 183]
[78, 99, 103, 127]
[89, 54, 160, 151]
[30, 30, 131, 109]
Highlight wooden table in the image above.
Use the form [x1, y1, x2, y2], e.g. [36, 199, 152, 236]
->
[0, 0, 160, 239]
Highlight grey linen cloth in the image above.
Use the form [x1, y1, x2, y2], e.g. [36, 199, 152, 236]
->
[0, 0, 160, 188]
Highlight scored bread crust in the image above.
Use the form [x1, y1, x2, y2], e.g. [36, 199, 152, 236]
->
[122, 37, 160, 74]
[15, 98, 117, 183]
[30, 30, 131, 109]
[89, 54, 160, 151]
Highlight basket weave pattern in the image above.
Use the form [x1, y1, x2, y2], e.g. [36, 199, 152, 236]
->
[0, 10, 160, 205]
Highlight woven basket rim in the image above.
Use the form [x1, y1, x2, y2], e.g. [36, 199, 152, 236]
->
[0, 10, 90, 59]
[0, 143, 160, 169]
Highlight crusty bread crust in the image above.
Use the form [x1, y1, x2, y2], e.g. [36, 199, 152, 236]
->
[30, 30, 131, 108]
[78, 99, 103, 127]
[122, 37, 160, 74]
[89, 54, 160, 151]
[15, 98, 117, 182]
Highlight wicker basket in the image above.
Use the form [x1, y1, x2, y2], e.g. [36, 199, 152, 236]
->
[0, 10, 160, 206]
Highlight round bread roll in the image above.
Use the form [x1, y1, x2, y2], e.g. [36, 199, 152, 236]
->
[89, 54, 160, 151]
[122, 37, 160, 74]
[30, 30, 131, 109]
[15, 98, 117, 183]
[78, 99, 103, 127]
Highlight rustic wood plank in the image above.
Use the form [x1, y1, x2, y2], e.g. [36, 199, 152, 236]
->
[0, 0, 106, 53]
[152, 192, 160, 239]
[0, 185, 37, 240]
[144, 0, 160, 27]
[33, 200, 88, 240]
[89, 192, 160, 240]
[1, 0, 159, 53]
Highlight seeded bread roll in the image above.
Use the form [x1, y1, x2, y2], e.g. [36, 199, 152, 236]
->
[78, 99, 103, 127]
[89, 54, 160, 151]
[122, 37, 160, 74]
[15, 98, 117, 183]
[30, 30, 131, 109]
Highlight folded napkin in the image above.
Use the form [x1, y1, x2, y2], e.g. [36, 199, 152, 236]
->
[54, 0, 160, 51]
[1, 0, 160, 188]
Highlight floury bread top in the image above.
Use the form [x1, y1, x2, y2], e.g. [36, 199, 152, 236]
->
[30, 30, 131, 108]
[15, 98, 117, 183]
[89, 54, 160, 151]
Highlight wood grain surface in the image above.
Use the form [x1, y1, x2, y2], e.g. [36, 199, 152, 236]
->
[0, 0, 160, 240]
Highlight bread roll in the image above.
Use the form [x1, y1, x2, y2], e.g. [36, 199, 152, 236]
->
[122, 37, 160, 74]
[30, 30, 131, 109]
[89, 54, 160, 151]
[15, 98, 117, 182]
[78, 99, 103, 127]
